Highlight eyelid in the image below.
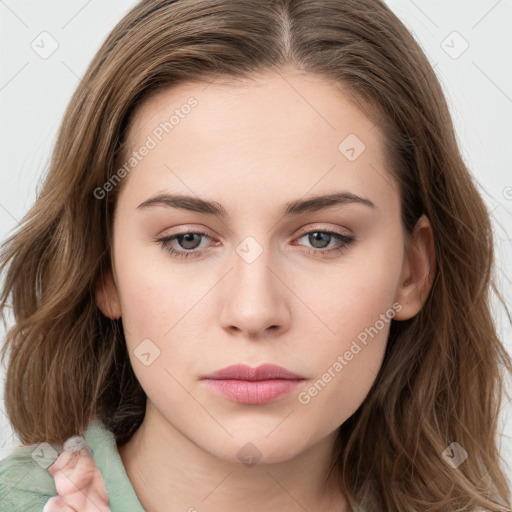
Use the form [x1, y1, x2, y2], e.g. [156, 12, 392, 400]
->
[155, 225, 216, 244]
[294, 222, 352, 238]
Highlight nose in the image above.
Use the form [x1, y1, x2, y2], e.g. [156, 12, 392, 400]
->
[218, 240, 291, 339]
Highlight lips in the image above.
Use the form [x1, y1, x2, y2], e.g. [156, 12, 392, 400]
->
[201, 363, 304, 381]
[201, 364, 305, 405]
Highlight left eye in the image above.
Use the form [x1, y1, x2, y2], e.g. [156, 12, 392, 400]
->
[297, 230, 350, 250]
[156, 229, 355, 259]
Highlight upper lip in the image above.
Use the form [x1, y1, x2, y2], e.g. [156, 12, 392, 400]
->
[201, 364, 304, 381]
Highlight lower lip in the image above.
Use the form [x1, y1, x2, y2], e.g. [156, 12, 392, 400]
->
[203, 379, 304, 405]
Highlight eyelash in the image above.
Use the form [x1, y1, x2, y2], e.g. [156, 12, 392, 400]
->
[156, 228, 355, 260]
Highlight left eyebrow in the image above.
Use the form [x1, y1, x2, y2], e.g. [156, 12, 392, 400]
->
[136, 191, 376, 216]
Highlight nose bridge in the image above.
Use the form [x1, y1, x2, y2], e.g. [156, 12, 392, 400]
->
[219, 233, 289, 334]
[231, 234, 280, 301]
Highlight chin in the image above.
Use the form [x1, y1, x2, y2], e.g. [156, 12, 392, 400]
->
[205, 433, 310, 466]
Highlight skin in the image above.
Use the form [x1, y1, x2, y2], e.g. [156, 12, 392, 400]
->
[45, 441, 110, 511]
[96, 67, 435, 512]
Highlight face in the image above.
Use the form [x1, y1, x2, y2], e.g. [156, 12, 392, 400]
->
[98, 68, 431, 465]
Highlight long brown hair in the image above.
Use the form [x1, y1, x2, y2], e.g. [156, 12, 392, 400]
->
[1, 1, 511, 509]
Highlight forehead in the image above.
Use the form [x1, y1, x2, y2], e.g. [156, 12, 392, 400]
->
[127, 70, 380, 148]
[119, 70, 396, 214]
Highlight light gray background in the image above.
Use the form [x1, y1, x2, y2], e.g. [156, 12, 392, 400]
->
[1, 0, 511, 489]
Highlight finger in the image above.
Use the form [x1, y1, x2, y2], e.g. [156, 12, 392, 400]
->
[46, 435, 110, 510]
[48, 451, 75, 477]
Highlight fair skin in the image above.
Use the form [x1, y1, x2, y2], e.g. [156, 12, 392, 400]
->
[96, 68, 435, 512]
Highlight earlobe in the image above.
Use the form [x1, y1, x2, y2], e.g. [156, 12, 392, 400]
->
[95, 268, 122, 320]
[393, 214, 436, 321]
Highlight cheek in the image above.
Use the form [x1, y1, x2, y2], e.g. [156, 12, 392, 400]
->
[304, 238, 403, 343]
[296, 289, 391, 431]
[111, 240, 212, 394]
[295, 240, 402, 421]
[112, 231, 197, 335]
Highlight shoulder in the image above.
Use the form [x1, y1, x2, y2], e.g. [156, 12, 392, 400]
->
[0, 440, 61, 512]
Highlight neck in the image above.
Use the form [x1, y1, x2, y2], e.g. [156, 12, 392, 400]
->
[118, 403, 350, 512]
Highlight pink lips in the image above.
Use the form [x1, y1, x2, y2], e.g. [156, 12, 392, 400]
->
[201, 364, 305, 405]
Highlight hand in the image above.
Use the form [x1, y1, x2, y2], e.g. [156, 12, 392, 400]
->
[43, 436, 111, 512]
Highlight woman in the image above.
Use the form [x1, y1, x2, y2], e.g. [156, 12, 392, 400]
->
[1, 0, 511, 510]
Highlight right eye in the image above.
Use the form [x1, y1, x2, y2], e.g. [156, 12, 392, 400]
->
[157, 229, 214, 259]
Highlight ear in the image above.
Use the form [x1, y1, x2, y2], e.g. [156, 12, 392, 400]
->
[393, 214, 436, 321]
[95, 267, 122, 320]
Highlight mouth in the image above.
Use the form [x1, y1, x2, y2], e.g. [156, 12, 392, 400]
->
[201, 364, 306, 405]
